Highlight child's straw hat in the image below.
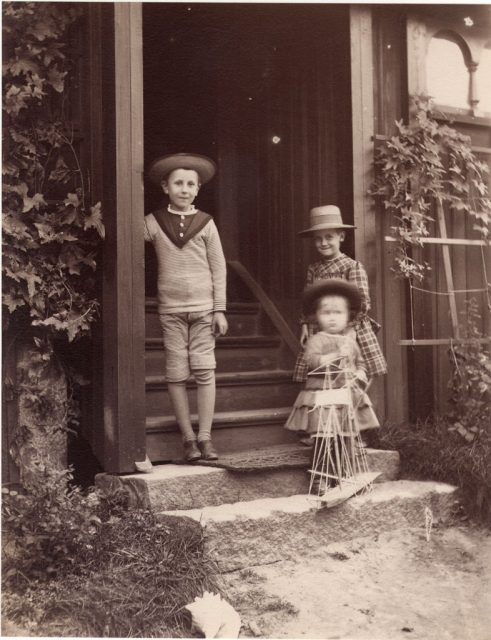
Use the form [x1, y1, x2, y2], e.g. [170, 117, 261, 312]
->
[148, 153, 217, 185]
[303, 279, 362, 316]
[298, 205, 355, 236]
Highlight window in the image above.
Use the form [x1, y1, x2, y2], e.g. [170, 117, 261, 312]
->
[426, 35, 469, 110]
[426, 31, 491, 116]
[475, 44, 491, 113]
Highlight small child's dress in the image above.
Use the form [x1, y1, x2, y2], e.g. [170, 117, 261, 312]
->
[293, 254, 387, 382]
[285, 329, 379, 434]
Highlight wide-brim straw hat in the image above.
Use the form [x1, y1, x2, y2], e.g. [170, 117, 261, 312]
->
[148, 153, 217, 185]
[298, 205, 355, 236]
[303, 279, 362, 316]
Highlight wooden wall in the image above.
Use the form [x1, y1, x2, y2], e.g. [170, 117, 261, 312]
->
[142, 5, 353, 329]
[258, 18, 350, 311]
[216, 6, 353, 329]
[372, 6, 410, 423]
[405, 9, 491, 419]
[372, 6, 490, 422]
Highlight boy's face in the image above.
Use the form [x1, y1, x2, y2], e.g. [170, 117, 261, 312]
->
[314, 229, 345, 259]
[162, 168, 200, 211]
[316, 295, 350, 334]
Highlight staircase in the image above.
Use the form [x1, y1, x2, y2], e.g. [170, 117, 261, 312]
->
[144, 266, 300, 462]
[96, 455, 458, 573]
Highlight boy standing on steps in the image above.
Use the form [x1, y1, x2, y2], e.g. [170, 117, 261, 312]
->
[144, 153, 228, 462]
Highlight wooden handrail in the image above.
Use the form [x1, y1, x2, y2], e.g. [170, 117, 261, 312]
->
[227, 261, 300, 355]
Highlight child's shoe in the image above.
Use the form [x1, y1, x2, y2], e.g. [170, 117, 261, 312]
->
[184, 439, 201, 462]
[300, 435, 315, 447]
[198, 439, 218, 460]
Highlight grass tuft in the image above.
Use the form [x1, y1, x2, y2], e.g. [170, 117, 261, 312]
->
[3, 509, 221, 637]
[379, 417, 491, 524]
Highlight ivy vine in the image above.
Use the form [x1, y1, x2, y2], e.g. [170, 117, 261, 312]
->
[2, 1, 104, 343]
[371, 96, 490, 282]
[2, 2, 104, 469]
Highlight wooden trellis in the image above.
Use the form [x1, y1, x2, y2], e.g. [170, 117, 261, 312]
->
[385, 198, 491, 347]
[375, 130, 491, 348]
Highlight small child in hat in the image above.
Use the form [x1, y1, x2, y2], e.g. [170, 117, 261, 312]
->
[291, 204, 386, 445]
[285, 279, 379, 440]
[144, 153, 228, 462]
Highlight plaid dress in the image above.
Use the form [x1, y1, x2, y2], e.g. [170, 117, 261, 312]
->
[293, 254, 387, 381]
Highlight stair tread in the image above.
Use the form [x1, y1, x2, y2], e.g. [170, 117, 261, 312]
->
[146, 406, 292, 430]
[162, 481, 457, 520]
[145, 298, 260, 314]
[145, 335, 281, 348]
[146, 369, 294, 387]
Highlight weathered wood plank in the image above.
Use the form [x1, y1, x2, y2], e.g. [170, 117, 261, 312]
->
[371, 7, 409, 423]
[350, 6, 376, 272]
[400, 338, 490, 346]
[101, 3, 146, 473]
[436, 200, 460, 338]
[385, 235, 488, 247]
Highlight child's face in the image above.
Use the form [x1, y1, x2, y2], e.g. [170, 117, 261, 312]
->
[315, 295, 350, 334]
[162, 168, 200, 211]
[314, 229, 345, 259]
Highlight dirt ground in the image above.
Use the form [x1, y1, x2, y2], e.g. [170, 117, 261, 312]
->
[224, 524, 491, 640]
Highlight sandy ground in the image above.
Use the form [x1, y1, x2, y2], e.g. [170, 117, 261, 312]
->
[224, 525, 491, 640]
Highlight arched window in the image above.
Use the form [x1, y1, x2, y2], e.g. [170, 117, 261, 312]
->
[426, 33, 470, 110]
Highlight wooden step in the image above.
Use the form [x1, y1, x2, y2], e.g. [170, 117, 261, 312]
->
[145, 407, 297, 462]
[145, 370, 298, 417]
[145, 299, 262, 338]
[147, 406, 293, 433]
[145, 335, 282, 374]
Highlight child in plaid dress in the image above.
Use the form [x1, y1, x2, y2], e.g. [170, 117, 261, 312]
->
[293, 205, 387, 384]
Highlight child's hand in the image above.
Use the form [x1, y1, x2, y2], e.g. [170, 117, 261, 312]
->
[300, 324, 309, 347]
[212, 312, 228, 337]
[354, 369, 368, 386]
[338, 341, 351, 358]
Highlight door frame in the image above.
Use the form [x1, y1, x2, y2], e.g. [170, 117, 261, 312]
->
[100, 2, 146, 472]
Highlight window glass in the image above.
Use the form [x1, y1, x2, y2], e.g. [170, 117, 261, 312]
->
[426, 36, 469, 109]
[476, 45, 491, 113]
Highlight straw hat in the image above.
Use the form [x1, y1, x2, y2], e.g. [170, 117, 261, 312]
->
[303, 279, 362, 316]
[298, 205, 355, 236]
[148, 153, 217, 185]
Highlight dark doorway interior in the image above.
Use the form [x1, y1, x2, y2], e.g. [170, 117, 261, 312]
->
[142, 4, 353, 325]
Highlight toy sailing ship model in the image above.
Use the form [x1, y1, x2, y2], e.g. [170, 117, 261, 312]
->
[307, 357, 380, 509]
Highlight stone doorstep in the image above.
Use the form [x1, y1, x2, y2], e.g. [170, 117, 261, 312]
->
[160, 481, 458, 573]
[95, 448, 400, 511]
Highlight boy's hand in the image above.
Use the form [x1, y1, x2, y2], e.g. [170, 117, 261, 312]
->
[300, 324, 309, 347]
[212, 312, 228, 337]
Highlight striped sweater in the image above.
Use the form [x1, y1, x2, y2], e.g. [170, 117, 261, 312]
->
[144, 212, 227, 314]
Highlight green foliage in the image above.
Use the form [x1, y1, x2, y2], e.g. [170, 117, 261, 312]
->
[371, 95, 490, 282]
[2, 464, 104, 582]
[2, 2, 104, 472]
[446, 300, 491, 443]
[378, 300, 491, 523]
[2, 468, 220, 637]
[2, 1, 104, 342]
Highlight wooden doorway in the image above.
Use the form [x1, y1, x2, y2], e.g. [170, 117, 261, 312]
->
[143, 4, 352, 313]
[142, 4, 354, 461]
